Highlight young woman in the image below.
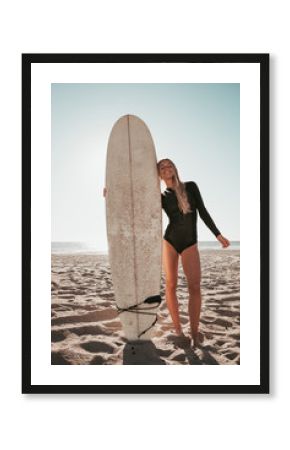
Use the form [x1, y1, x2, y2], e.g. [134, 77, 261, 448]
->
[157, 158, 230, 347]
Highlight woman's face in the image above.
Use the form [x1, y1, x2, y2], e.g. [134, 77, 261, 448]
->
[158, 160, 175, 180]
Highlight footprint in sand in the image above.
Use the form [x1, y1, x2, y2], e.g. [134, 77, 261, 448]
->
[229, 332, 240, 339]
[215, 339, 227, 346]
[217, 309, 239, 318]
[96, 300, 113, 307]
[51, 351, 71, 365]
[170, 352, 187, 363]
[58, 324, 111, 336]
[51, 330, 67, 342]
[105, 320, 122, 329]
[98, 292, 114, 298]
[213, 318, 232, 328]
[58, 285, 75, 291]
[53, 305, 73, 311]
[224, 351, 239, 361]
[201, 313, 217, 321]
[222, 296, 240, 302]
[57, 295, 75, 301]
[51, 308, 118, 326]
[80, 341, 115, 353]
[82, 273, 94, 278]
[90, 355, 106, 365]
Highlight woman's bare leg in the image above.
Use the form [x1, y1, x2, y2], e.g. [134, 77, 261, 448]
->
[181, 244, 203, 346]
[162, 239, 182, 335]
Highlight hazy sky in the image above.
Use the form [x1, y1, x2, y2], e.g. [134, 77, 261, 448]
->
[51, 83, 239, 251]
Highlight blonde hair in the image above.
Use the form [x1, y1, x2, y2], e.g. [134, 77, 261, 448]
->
[157, 158, 192, 214]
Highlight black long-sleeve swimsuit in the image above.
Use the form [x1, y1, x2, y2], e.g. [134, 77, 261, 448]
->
[161, 181, 220, 254]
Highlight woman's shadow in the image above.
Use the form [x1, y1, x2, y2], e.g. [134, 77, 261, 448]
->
[167, 335, 220, 365]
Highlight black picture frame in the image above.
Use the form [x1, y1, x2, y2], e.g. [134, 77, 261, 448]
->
[22, 53, 269, 394]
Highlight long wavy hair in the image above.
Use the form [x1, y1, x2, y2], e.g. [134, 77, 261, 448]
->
[157, 158, 192, 214]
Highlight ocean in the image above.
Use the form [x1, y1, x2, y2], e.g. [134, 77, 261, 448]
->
[51, 240, 240, 254]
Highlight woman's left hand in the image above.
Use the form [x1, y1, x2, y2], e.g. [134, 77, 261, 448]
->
[217, 234, 230, 248]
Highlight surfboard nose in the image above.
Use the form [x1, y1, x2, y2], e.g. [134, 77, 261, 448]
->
[113, 114, 144, 126]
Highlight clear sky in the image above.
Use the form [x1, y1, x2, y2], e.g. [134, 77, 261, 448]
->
[51, 83, 239, 251]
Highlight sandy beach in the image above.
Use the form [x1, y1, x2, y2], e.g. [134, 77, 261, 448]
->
[51, 250, 240, 365]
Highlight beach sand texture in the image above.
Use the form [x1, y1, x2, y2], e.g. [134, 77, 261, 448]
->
[51, 250, 240, 365]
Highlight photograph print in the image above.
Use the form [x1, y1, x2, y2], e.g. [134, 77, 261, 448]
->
[22, 54, 269, 393]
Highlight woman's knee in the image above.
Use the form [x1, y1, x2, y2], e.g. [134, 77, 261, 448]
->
[187, 280, 201, 296]
[166, 278, 178, 291]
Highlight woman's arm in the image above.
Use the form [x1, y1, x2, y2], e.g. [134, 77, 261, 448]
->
[191, 182, 220, 236]
[191, 182, 230, 248]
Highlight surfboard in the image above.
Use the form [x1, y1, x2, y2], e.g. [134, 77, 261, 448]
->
[105, 114, 162, 341]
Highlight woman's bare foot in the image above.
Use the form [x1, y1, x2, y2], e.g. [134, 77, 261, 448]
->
[192, 331, 204, 348]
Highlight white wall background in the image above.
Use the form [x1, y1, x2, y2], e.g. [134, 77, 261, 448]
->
[0, 1, 286, 449]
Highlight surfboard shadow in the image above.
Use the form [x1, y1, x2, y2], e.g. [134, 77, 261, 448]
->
[123, 340, 166, 365]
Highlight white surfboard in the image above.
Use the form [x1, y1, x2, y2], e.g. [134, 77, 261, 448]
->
[105, 114, 162, 341]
